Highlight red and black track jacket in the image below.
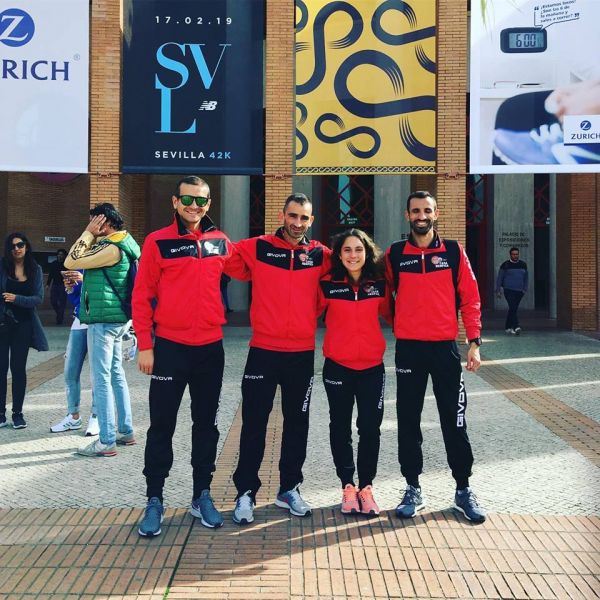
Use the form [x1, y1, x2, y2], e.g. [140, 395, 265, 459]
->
[225, 228, 331, 351]
[132, 214, 233, 350]
[319, 276, 392, 370]
[384, 233, 481, 342]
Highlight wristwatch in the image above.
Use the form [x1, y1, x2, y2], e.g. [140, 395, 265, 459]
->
[468, 337, 482, 347]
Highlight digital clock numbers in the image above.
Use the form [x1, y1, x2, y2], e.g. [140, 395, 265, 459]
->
[500, 27, 547, 53]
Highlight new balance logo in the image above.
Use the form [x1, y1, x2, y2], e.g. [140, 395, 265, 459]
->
[198, 100, 218, 111]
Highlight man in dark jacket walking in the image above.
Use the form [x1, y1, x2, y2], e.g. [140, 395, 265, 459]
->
[496, 247, 528, 335]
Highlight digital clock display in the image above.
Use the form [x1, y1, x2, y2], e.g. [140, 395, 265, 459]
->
[500, 28, 547, 53]
[509, 31, 544, 49]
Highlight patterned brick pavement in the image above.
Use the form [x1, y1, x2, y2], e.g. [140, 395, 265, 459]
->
[476, 359, 600, 468]
[4, 353, 65, 405]
[0, 329, 599, 598]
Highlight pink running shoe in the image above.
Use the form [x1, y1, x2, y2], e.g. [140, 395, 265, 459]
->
[341, 484, 360, 514]
[358, 485, 380, 516]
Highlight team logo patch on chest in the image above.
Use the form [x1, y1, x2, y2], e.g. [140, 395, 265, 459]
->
[359, 281, 385, 299]
[431, 255, 449, 268]
[200, 239, 227, 257]
[426, 253, 451, 272]
[296, 251, 313, 267]
[293, 247, 322, 270]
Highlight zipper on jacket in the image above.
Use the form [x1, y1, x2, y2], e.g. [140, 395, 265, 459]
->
[421, 251, 426, 274]
[353, 285, 359, 359]
[287, 249, 294, 340]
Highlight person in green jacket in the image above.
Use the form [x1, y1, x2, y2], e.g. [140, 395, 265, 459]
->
[65, 203, 140, 457]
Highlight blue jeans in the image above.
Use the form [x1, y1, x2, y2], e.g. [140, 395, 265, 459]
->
[87, 323, 133, 445]
[65, 328, 96, 416]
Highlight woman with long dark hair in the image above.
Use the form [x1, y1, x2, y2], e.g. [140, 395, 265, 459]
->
[319, 228, 391, 516]
[0, 233, 48, 429]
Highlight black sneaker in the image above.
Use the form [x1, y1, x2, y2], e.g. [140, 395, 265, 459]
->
[12, 413, 27, 429]
[395, 485, 425, 518]
[454, 487, 487, 523]
[0, 414, 7, 428]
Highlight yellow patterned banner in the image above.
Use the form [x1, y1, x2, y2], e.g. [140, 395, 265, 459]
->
[295, 0, 436, 174]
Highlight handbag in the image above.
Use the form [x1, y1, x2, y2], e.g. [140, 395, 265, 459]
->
[0, 303, 18, 332]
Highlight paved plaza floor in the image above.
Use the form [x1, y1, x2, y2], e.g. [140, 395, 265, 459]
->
[0, 323, 599, 599]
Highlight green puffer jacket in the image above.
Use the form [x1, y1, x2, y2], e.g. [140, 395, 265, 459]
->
[80, 232, 140, 324]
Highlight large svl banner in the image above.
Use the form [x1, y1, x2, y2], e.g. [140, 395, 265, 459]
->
[295, 0, 436, 174]
[470, 0, 600, 173]
[122, 0, 264, 174]
[0, 1, 89, 173]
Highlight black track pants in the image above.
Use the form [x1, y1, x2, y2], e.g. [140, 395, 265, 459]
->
[323, 359, 385, 488]
[504, 289, 524, 330]
[0, 320, 32, 415]
[395, 340, 474, 483]
[143, 337, 224, 501]
[233, 347, 314, 498]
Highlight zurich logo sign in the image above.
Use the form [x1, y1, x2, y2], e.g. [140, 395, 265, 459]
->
[0, 8, 35, 47]
[580, 120, 592, 131]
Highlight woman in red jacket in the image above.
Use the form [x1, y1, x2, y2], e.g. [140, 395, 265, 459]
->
[319, 229, 391, 516]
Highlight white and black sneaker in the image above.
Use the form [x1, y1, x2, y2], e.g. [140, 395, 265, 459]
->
[233, 491, 255, 525]
[85, 415, 100, 436]
[12, 413, 27, 429]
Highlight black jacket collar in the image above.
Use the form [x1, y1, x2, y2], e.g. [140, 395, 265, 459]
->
[175, 213, 217, 236]
[407, 231, 441, 250]
[275, 227, 310, 247]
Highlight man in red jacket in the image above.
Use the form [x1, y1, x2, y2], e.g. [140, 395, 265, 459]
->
[385, 191, 487, 524]
[132, 176, 233, 536]
[226, 193, 331, 525]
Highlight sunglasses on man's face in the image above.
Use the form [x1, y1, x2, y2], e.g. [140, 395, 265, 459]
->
[178, 195, 210, 207]
[12, 242, 26, 250]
